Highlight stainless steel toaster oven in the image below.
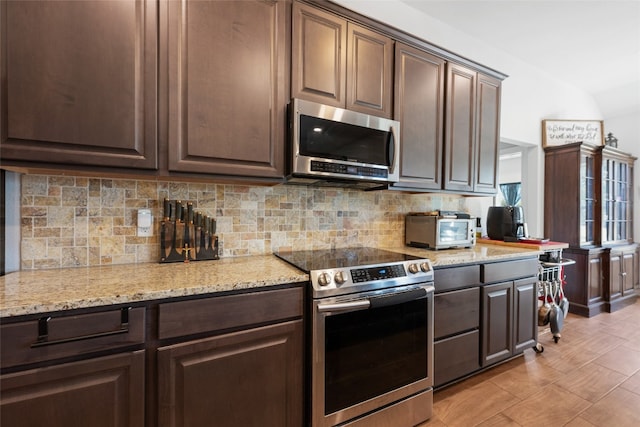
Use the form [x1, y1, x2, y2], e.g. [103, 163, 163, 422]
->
[406, 213, 476, 250]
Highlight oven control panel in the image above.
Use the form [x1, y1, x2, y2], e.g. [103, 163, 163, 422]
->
[310, 259, 434, 298]
[351, 264, 406, 283]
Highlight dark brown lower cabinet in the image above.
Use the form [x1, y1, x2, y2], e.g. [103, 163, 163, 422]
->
[481, 277, 537, 367]
[1, 350, 145, 427]
[606, 244, 639, 312]
[513, 278, 538, 353]
[434, 330, 480, 387]
[563, 247, 607, 317]
[157, 320, 303, 427]
[434, 286, 480, 387]
[481, 281, 513, 366]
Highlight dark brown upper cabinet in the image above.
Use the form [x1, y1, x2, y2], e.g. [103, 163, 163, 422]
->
[474, 73, 501, 194]
[291, 2, 393, 118]
[163, 0, 290, 179]
[393, 43, 445, 190]
[1, 0, 158, 169]
[444, 63, 500, 194]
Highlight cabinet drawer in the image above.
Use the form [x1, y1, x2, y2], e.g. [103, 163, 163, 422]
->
[434, 329, 480, 387]
[434, 287, 480, 339]
[434, 265, 480, 292]
[1, 307, 145, 369]
[158, 287, 303, 340]
[481, 258, 539, 283]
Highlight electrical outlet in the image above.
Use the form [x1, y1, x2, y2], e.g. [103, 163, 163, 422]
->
[137, 209, 153, 237]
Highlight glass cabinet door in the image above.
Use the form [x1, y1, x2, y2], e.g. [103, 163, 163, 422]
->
[580, 154, 596, 245]
[602, 155, 633, 244]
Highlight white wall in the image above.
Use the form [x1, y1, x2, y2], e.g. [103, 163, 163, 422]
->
[333, 0, 639, 242]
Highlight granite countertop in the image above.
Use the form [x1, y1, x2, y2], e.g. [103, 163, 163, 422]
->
[0, 244, 541, 318]
[388, 243, 542, 267]
[0, 256, 308, 318]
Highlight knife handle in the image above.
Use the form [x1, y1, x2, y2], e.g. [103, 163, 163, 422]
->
[187, 203, 194, 224]
[175, 200, 182, 222]
[163, 198, 171, 221]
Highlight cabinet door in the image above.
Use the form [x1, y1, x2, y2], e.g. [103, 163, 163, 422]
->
[1, 351, 145, 427]
[346, 23, 394, 118]
[481, 281, 512, 366]
[622, 251, 636, 295]
[393, 43, 445, 190]
[602, 153, 634, 245]
[609, 252, 623, 301]
[158, 320, 303, 427]
[473, 73, 501, 194]
[1, 0, 157, 169]
[513, 277, 537, 354]
[165, 0, 288, 178]
[444, 63, 476, 192]
[291, 2, 346, 107]
[635, 246, 640, 290]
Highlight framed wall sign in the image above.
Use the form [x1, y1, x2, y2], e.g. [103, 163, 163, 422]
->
[542, 119, 604, 147]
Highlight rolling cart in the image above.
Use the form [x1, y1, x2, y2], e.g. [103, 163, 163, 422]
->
[533, 248, 575, 353]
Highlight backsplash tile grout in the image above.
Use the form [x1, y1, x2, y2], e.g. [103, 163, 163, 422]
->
[19, 174, 468, 269]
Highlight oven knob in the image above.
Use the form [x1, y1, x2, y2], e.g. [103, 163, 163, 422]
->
[318, 272, 331, 287]
[408, 263, 419, 274]
[420, 262, 432, 272]
[334, 271, 346, 285]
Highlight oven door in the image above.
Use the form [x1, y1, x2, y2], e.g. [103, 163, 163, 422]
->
[311, 283, 434, 427]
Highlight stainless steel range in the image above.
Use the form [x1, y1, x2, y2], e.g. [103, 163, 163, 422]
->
[276, 247, 434, 427]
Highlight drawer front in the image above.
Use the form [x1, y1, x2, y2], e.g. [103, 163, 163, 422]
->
[434, 287, 480, 339]
[434, 329, 480, 387]
[158, 287, 303, 340]
[434, 264, 480, 292]
[481, 258, 539, 283]
[1, 307, 145, 369]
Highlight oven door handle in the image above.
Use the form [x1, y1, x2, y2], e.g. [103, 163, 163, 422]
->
[369, 288, 427, 309]
[317, 287, 430, 313]
[317, 300, 371, 313]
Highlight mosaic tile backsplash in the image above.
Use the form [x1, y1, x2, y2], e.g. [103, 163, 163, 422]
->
[19, 174, 467, 270]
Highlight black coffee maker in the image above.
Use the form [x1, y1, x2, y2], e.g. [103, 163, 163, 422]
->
[486, 206, 526, 242]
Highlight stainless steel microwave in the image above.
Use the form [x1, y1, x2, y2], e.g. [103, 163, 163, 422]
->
[286, 98, 400, 188]
[405, 213, 476, 250]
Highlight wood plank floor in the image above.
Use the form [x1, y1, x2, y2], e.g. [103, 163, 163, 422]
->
[420, 298, 640, 427]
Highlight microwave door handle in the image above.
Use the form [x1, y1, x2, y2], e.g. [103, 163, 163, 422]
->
[388, 126, 397, 173]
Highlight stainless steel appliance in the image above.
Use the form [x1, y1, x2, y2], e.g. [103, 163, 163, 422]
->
[286, 98, 400, 189]
[405, 212, 476, 250]
[486, 206, 526, 241]
[276, 247, 434, 427]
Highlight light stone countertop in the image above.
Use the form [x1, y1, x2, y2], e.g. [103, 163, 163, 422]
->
[0, 256, 308, 318]
[0, 244, 541, 318]
[386, 243, 542, 267]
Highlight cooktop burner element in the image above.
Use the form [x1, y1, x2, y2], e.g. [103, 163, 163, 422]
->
[276, 247, 433, 298]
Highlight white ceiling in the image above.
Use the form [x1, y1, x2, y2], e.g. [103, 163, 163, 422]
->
[399, 0, 640, 119]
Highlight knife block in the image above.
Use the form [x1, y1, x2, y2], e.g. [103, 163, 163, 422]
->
[160, 198, 220, 263]
[160, 220, 220, 263]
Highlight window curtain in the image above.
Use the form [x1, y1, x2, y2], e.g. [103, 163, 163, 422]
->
[500, 182, 521, 206]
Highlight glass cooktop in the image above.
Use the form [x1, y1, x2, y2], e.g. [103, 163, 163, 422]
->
[275, 247, 423, 273]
